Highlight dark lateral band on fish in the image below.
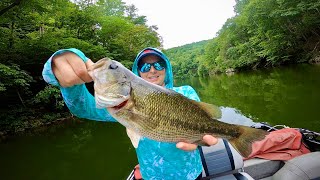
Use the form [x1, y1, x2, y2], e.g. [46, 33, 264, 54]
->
[88, 58, 269, 158]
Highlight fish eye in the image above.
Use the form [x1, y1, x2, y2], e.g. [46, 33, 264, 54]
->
[109, 63, 118, 70]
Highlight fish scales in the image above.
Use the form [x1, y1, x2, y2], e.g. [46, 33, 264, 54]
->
[130, 83, 240, 142]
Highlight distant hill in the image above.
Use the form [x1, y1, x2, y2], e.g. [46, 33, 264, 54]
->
[164, 40, 210, 78]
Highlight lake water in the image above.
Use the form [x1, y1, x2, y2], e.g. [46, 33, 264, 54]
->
[175, 64, 320, 132]
[1, 64, 320, 179]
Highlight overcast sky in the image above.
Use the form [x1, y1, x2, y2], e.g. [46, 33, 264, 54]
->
[122, 0, 236, 49]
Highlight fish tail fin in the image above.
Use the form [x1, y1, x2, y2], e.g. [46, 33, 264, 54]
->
[229, 126, 268, 158]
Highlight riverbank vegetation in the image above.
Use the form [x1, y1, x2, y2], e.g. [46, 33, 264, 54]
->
[1, 0, 319, 136]
[166, 0, 320, 76]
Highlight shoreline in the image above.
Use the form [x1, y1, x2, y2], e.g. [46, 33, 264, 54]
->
[0, 116, 83, 143]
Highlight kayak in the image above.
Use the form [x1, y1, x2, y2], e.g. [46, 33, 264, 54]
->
[127, 122, 320, 180]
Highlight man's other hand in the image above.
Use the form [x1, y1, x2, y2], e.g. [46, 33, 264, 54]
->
[176, 135, 218, 151]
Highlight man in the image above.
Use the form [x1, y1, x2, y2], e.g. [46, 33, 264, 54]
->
[42, 47, 217, 179]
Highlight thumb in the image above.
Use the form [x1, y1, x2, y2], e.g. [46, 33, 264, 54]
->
[86, 59, 95, 80]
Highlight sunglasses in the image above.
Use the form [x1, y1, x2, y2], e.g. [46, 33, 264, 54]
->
[138, 61, 166, 73]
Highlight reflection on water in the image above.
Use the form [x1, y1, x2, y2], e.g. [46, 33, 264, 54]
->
[0, 120, 137, 180]
[176, 64, 320, 132]
[219, 107, 255, 127]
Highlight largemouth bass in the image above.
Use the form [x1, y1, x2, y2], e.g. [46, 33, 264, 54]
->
[88, 58, 268, 157]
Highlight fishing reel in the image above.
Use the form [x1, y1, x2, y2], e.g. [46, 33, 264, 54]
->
[299, 128, 320, 152]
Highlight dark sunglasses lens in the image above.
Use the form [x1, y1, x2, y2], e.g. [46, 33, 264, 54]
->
[139, 61, 166, 73]
[140, 63, 151, 73]
[154, 62, 165, 71]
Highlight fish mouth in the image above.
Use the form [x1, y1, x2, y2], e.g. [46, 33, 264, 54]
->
[96, 94, 129, 109]
[109, 100, 128, 110]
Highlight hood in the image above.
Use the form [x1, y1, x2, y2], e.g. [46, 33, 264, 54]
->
[132, 47, 174, 89]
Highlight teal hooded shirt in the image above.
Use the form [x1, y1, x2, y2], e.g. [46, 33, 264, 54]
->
[42, 48, 203, 180]
[132, 47, 203, 179]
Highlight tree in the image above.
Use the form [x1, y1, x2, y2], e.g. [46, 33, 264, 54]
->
[0, 63, 33, 107]
[0, 0, 23, 16]
[125, 4, 147, 25]
[203, 0, 320, 72]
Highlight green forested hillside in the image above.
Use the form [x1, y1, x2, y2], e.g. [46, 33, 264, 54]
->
[164, 40, 210, 78]
[167, 0, 320, 76]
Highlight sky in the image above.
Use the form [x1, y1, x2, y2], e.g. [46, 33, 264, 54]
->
[122, 0, 236, 49]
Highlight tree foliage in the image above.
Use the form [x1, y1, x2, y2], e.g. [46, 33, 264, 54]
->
[33, 85, 64, 110]
[0, 0, 161, 132]
[0, 63, 34, 107]
[0, 0, 160, 93]
[165, 40, 210, 78]
[168, 0, 320, 75]
[202, 0, 320, 74]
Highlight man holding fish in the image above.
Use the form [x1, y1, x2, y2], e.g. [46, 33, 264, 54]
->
[42, 47, 266, 179]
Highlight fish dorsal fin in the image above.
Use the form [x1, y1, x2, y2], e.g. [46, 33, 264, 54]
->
[193, 101, 222, 119]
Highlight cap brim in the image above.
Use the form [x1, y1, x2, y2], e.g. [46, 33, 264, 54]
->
[137, 52, 164, 64]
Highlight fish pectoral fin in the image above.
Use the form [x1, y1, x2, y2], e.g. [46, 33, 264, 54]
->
[126, 128, 141, 148]
[192, 101, 222, 119]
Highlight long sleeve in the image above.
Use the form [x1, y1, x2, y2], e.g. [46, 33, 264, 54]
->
[173, 85, 201, 102]
[42, 48, 116, 122]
